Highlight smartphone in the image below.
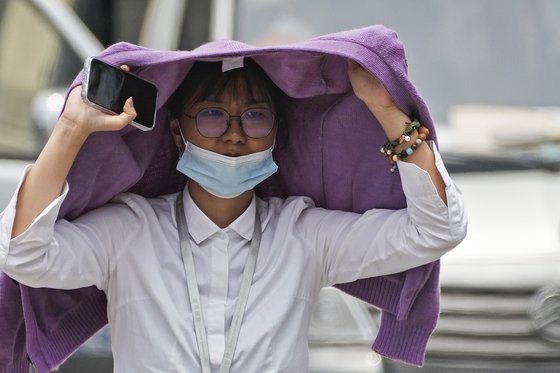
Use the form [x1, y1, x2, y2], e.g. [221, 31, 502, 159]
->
[81, 57, 158, 131]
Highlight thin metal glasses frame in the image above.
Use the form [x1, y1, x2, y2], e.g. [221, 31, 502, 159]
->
[182, 107, 276, 139]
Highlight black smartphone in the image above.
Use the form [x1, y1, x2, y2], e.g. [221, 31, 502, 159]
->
[81, 57, 158, 131]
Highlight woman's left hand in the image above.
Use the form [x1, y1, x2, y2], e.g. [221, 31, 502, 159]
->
[347, 59, 396, 111]
[347, 59, 410, 136]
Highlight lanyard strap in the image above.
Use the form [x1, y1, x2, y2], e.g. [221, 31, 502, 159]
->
[175, 191, 262, 373]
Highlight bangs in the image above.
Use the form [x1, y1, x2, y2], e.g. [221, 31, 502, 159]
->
[169, 58, 284, 118]
[196, 67, 272, 105]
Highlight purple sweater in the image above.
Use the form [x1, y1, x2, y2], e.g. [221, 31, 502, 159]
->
[0, 25, 441, 372]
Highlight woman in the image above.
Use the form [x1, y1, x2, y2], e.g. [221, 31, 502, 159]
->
[2, 40, 466, 373]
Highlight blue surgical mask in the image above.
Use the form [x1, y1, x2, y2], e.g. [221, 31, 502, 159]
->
[176, 139, 278, 199]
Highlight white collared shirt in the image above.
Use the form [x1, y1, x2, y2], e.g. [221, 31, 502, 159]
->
[0, 146, 466, 372]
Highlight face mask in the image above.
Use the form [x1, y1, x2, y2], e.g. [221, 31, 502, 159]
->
[176, 139, 278, 199]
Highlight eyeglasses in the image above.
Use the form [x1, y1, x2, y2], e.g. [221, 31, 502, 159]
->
[182, 107, 276, 138]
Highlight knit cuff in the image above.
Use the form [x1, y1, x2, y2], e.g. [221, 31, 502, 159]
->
[372, 312, 432, 367]
[26, 292, 108, 373]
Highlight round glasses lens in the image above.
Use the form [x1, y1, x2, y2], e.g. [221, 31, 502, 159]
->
[241, 109, 275, 138]
[196, 108, 228, 137]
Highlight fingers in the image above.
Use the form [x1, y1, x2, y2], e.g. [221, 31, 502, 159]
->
[123, 97, 136, 116]
[120, 64, 130, 72]
[347, 59, 356, 76]
[347, 59, 364, 77]
[118, 97, 137, 124]
[97, 97, 137, 131]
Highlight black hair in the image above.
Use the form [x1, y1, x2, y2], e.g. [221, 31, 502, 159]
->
[169, 58, 285, 123]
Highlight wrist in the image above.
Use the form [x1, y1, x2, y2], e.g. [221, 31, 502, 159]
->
[378, 111, 411, 140]
[381, 120, 429, 172]
[365, 103, 411, 139]
[54, 116, 91, 146]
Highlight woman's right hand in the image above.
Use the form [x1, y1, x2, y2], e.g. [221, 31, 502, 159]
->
[11, 66, 137, 238]
[58, 65, 137, 138]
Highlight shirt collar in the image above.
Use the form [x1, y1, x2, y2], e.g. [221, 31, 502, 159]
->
[228, 195, 256, 241]
[182, 187, 258, 244]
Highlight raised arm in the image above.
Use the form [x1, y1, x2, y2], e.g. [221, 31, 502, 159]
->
[11, 72, 136, 238]
[347, 59, 447, 205]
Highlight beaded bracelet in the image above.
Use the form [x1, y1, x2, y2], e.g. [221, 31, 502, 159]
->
[380, 120, 430, 172]
[381, 119, 421, 155]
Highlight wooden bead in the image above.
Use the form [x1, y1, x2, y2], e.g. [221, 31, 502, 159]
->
[418, 133, 427, 141]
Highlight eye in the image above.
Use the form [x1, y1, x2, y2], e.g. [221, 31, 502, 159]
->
[244, 110, 266, 119]
[199, 108, 226, 118]
[243, 108, 274, 122]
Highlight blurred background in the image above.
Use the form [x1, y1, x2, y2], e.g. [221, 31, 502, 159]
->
[1, 0, 559, 372]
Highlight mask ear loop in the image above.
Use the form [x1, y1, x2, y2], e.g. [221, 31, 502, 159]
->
[177, 125, 188, 159]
